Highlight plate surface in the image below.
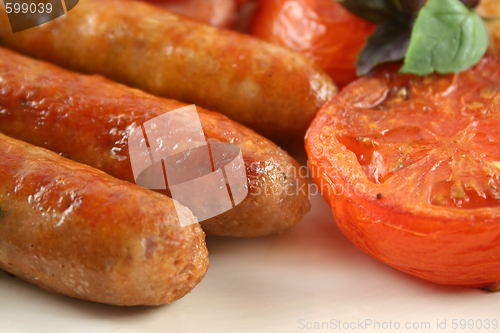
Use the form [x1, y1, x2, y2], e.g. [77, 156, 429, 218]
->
[1, 190, 499, 333]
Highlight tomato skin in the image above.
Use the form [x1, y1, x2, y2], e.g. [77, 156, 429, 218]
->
[306, 56, 500, 287]
[250, 0, 375, 88]
[311, 171, 500, 286]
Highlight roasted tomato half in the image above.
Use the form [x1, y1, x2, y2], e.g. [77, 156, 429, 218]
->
[250, 0, 374, 88]
[306, 56, 500, 289]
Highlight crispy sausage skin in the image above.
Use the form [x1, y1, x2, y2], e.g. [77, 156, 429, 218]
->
[0, 0, 336, 146]
[0, 133, 208, 306]
[141, 0, 237, 28]
[0, 48, 311, 238]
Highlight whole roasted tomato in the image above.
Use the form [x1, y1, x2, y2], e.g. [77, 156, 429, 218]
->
[306, 55, 500, 290]
[250, 0, 374, 88]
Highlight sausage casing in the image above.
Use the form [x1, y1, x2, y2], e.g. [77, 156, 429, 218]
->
[0, 0, 337, 146]
[0, 133, 208, 306]
[142, 0, 237, 28]
[0, 47, 311, 237]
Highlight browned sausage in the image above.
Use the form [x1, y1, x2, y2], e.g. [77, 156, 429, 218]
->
[0, 0, 336, 147]
[141, 0, 237, 28]
[0, 47, 310, 238]
[0, 132, 208, 306]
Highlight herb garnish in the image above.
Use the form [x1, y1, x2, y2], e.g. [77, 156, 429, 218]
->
[338, 0, 488, 76]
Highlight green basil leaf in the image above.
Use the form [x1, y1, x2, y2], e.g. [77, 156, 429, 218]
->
[357, 20, 412, 75]
[401, 0, 488, 75]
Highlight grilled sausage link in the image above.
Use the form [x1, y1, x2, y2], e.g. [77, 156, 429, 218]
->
[0, 47, 310, 237]
[0, 0, 336, 147]
[0, 132, 208, 306]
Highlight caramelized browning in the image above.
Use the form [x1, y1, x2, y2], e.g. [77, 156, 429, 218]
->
[322, 60, 500, 209]
[0, 133, 208, 306]
[0, 0, 336, 146]
[306, 56, 500, 287]
[0, 48, 310, 237]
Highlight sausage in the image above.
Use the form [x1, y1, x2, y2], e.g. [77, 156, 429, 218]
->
[0, 47, 311, 237]
[141, 0, 237, 28]
[477, 0, 500, 56]
[0, 0, 337, 147]
[0, 132, 208, 306]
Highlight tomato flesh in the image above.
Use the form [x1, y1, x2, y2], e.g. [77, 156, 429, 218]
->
[306, 56, 500, 287]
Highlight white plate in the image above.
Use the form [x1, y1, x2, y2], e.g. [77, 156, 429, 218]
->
[1, 191, 499, 333]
